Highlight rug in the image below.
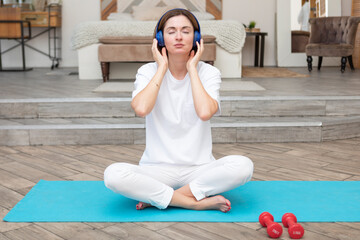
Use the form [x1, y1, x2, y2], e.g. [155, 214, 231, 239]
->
[93, 81, 265, 93]
[45, 70, 78, 76]
[4, 180, 360, 222]
[92, 82, 134, 92]
[242, 67, 309, 78]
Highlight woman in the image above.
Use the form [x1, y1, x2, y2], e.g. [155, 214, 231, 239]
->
[104, 8, 253, 212]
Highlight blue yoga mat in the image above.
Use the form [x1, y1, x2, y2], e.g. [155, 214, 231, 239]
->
[3, 180, 360, 222]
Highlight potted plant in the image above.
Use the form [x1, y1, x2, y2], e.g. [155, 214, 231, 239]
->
[243, 21, 260, 32]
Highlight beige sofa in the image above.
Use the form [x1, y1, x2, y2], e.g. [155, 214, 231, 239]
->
[98, 35, 217, 82]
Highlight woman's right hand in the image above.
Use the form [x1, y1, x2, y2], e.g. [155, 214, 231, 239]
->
[152, 39, 168, 69]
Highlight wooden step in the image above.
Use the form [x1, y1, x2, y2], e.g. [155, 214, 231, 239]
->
[1, 96, 360, 118]
[1, 116, 359, 146]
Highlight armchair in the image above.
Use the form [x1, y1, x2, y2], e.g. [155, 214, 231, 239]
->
[305, 16, 360, 73]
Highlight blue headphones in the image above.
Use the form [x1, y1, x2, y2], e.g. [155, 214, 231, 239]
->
[155, 8, 201, 49]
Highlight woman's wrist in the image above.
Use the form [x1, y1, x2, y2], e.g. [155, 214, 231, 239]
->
[187, 65, 197, 74]
[158, 63, 168, 73]
[151, 64, 167, 88]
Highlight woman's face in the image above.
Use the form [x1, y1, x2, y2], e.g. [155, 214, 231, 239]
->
[163, 15, 194, 55]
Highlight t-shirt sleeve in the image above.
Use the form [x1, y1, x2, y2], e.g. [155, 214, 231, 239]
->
[132, 63, 157, 99]
[200, 63, 222, 116]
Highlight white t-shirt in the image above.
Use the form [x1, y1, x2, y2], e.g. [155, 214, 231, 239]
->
[132, 61, 221, 166]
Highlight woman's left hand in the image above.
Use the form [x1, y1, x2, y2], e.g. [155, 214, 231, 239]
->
[186, 39, 204, 71]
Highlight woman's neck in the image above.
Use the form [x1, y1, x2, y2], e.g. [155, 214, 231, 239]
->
[168, 54, 189, 80]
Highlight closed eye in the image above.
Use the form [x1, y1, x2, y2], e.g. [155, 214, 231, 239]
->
[165, 26, 192, 34]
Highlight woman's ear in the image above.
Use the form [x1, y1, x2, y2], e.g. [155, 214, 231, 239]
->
[188, 50, 195, 57]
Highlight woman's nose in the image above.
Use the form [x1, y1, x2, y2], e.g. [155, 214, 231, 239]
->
[175, 31, 182, 40]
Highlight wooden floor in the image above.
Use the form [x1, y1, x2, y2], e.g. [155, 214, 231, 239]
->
[1, 138, 360, 239]
[1, 66, 360, 239]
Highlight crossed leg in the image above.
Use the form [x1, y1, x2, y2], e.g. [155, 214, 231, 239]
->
[137, 184, 231, 212]
[105, 155, 253, 212]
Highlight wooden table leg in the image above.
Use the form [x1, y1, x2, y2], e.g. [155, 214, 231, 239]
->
[101, 62, 110, 82]
[260, 34, 265, 67]
[254, 35, 259, 67]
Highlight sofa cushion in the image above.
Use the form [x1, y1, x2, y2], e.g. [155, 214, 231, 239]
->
[305, 43, 353, 57]
[98, 43, 216, 62]
[99, 44, 153, 62]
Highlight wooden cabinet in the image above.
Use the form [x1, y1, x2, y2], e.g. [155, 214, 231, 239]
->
[0, 8, 22, 38]
[0, 5, 62, 69]
[21, 11, 61, 27]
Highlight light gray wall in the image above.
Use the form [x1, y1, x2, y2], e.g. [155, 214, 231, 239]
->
[223, 0, 277, 66]
[0, 0, 353, 68]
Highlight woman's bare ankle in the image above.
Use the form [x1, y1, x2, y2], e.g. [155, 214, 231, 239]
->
[169, 190, 231, 212]
[196, 195, 231, 212]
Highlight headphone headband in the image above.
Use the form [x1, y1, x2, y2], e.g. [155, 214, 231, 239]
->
[156, 8, 201, 35]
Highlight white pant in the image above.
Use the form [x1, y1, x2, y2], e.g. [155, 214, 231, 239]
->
[104, 155, 254, 209]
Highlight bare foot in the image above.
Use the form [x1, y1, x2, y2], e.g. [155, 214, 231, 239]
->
[197, 195, 231, 213]
[136, 201, 152, 210]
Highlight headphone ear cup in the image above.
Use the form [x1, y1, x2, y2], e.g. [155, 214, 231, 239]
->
[156, 31, 165, 47]
[193, 31, 201, 48]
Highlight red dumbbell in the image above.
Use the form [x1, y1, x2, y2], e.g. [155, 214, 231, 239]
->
[282, 213, 304, 239]
[259, 212, 283, 238]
